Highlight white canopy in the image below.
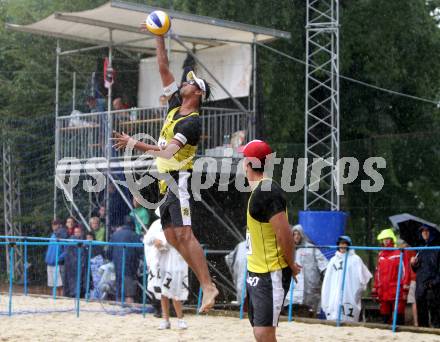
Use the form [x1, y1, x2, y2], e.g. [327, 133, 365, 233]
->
[6, 0, 290, 53]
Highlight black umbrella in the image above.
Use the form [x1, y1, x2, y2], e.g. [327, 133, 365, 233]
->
[389, 213, 439, 247]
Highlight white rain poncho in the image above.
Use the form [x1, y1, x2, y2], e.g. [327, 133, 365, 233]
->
[284, 226, 328, 312]
[144, 219, 189, 301]
[321, 249, 372, 322]
[225, 241, 247, 302]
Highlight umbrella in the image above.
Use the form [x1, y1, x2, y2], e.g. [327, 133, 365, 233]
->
[388, 213, 439, 247]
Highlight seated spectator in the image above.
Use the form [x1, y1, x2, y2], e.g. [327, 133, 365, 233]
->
[108, 223, 143, 303]
[371, 229, 410, 325]
[129, 197, 150, 237]
[321, 235, 372, 322]
[90, 216, 106, 242]
[112, 97, 130, 124]
[63, 226, 87, 298]
[65, 217, 77, 237]
[144, 210, 188, 330]
[85, 231, 106, 299]
[410, 225, 440, 328]
[45, 219, 67, 296]
[284, 224, 328, 317]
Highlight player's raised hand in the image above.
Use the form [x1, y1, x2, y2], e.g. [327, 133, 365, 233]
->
[112, 131, 132, 150]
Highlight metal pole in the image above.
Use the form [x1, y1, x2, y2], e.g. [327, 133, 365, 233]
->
[53, 40, 61, 219]
[85, 242, 92, 301]
[288, 279, 295, 322]
[8, 245, 14, 316]
[239, 260, 247, 320]
[72, 72, 76, 111]
[23, 240, 28, 296]
[336, 250, 349, 326]
[75, 245, 82, 317]
[196, 248, 207, 314]
[105, 29, 113, 242]
[121, 246, 126, 305]
[252, 34, 257, 140]
[142, 253, 147, 318]
[53, 243, 60, 300]
[392, 250, 404, 333]
[303, 11, 309, 211]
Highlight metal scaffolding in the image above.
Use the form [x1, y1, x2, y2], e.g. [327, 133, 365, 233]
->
[2, 141, 24, 281]
[304, 0, 340, 211]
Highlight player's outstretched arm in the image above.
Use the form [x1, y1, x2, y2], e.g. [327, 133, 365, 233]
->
[156, 36, 175, 87]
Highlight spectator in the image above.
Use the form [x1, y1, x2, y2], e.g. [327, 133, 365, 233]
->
[45, 219, 67, 296]
[63, 226, 87, 298]
[108, 223, 143, 303]
[65, 217, 77, 237]
[98, 205, 106, 225]
[410, 226, 440, 328]
[85, 231, 105, 299]
[144, 211, 188, 330]
[129, 197, 150, 237]
[284, 224, 328, 317]
[321, 235, 372, 322]
[371, 229, 410, 325]
[112, 97, 130, 124]
[86, 95, 106, 113]
[89, 216, 106, 242]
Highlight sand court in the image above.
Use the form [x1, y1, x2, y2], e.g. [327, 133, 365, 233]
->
[0, 296, 439, 341]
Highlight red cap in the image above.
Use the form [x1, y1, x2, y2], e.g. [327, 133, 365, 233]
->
[243, 140, 273, 161]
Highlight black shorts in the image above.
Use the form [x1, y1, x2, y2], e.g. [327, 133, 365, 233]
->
[160, 171, 195, 228]
[247, 267, 292, 327]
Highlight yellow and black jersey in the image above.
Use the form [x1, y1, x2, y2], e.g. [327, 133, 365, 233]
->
[156, 90, 201, 176]
[246, 178, 289, 273]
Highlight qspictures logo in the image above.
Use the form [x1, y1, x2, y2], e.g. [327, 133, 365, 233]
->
[55, 133, 386, 209]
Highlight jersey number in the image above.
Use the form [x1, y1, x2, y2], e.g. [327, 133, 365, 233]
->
[246, 232, 252, 255]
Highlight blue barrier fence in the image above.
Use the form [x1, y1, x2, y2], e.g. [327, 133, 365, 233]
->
[238, 244, 440, 333]
[2, 235, 439, 334]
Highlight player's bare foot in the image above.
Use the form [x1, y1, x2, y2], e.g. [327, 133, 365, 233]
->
[199, 284, 219, 313]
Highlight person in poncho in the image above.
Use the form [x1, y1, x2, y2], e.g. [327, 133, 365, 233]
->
[321, 235, 372, 322]
[284, 224, 328, 317]
[144, 209, 189, 330]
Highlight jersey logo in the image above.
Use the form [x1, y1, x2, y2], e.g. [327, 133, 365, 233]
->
[182, 207, 190, 217]
[247, 276, 260, 287]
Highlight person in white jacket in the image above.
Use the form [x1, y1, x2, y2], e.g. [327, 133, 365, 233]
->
[321, 235, 372, 322]
[144, 209, 189, 330]
[284, 225, 328, 316]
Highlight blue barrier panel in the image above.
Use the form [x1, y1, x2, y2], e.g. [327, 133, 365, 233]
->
[239, 260, 247, 320]
[196, 249, 207, 314]
[75, 245, 82, 318]
[8, 245, 14, 316]
[142, 254, 147, 318]
[23, 241, 28, 296]
[288, 279, 295, 322]
[121, 247, 126, 305]
[53, 243, 60, 300]
[85, 242, 92, 302]
[392, 250, 404, 333]
[299, 211, 347, 259]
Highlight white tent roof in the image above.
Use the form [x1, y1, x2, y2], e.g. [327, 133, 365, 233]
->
[6, 1, 290, 53]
